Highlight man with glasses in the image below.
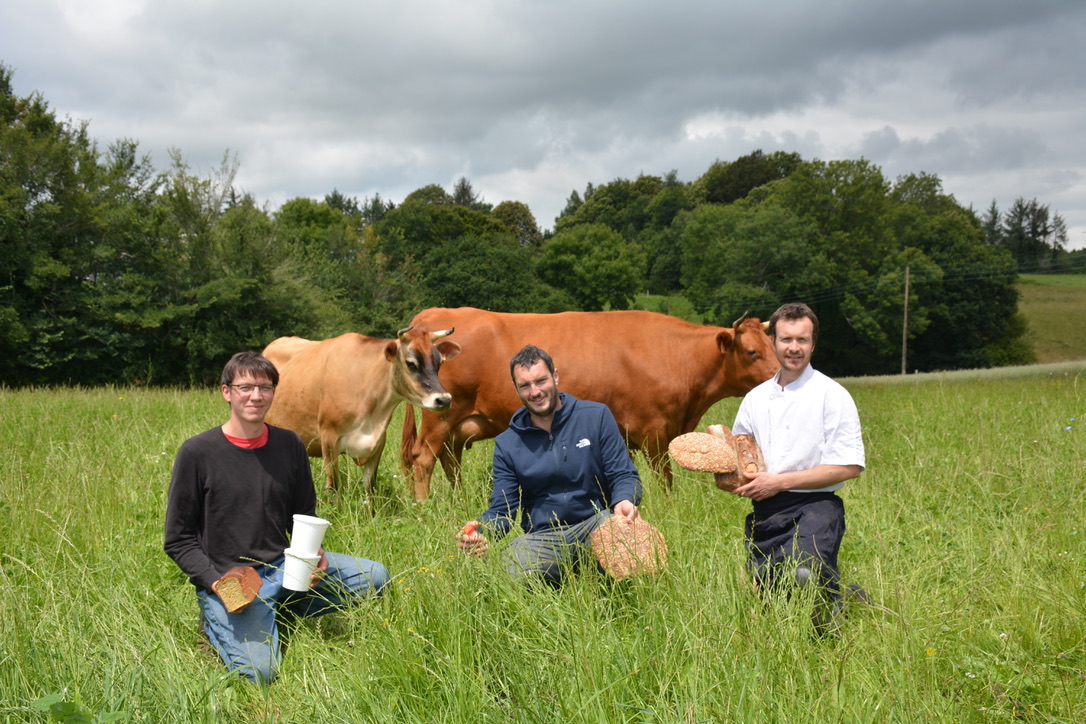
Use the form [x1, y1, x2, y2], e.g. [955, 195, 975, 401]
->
[165, 351, 389, 683]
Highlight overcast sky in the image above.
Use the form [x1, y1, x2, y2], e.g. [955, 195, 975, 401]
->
[3, 0, 1084, 248]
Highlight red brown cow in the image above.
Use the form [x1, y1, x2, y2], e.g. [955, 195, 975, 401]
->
[400, 307, 778, 498]
[263, 326, 460, 494]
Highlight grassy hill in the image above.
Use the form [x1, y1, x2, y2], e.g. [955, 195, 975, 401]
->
[1018, 274, 1086, 363]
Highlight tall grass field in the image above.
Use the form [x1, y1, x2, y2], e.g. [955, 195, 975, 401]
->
[1, 362, 1083, 723]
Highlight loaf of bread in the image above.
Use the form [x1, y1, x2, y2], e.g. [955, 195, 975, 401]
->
[216, 566, 263, 613]
[590, 516, 668, 580]
[670, 425, 766, 492]
[714, 432, 767, 492]
[667, 431, 738, 473]
[734, 434, 766, 475]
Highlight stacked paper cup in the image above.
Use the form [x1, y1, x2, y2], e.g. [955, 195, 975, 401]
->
[282, 514, 330, 591]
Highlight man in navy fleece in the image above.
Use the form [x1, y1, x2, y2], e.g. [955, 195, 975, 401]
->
[457, 345, 642, 584]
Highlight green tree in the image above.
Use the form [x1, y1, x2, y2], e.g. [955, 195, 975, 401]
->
[418, 231, 540, 311]
[451, 176, 492, 212]
[360, 192, 393, 225]
[641, 172, 695, 292]
[537, 223, 646, 311]
[981, 200, 1002, 247]
[890, 175, 1029, 369]
[679, 194, 815, 324]
[679, 162, 1028, 375]
[373, 190, 507, 266]
[554, 175, 672, 240]
[694, 149, 802, 205]
[491, 200, 543, 248]
[404, 183, 452, 206]
[0, 65, 172, 384]
[324, 188, 360, 217]
[999, 197, 1068, 270]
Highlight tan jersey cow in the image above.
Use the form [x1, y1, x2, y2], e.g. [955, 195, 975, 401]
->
[264, 327, 460, 494]
[400, 308, 778, 498]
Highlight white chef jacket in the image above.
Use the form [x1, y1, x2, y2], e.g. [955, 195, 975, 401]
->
[732, 364, 865, 493]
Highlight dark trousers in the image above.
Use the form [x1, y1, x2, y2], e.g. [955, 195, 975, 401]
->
[744, 491, 845, 601]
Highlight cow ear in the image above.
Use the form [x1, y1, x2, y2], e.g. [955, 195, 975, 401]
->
[384, 339, 399, 362]
[716, 328, 736, 353]
[436, 340, 461, 361]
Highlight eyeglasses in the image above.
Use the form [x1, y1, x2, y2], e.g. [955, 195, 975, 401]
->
[228, 384, 276, 394]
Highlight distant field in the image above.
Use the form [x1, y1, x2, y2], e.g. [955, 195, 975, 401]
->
[1018, 274, 1086, 363]
[639, 274, 1086, 365]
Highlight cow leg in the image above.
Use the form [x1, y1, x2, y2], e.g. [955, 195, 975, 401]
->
[438, 415, 495, 489]
[408, 420, 451, 500]
[323, 452, 340, 491]
[321, 432, 341, 492]
[406, 440, 440, 499]
[360, 434, 387, 500]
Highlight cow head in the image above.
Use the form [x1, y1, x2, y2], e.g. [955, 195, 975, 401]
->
[716, 315, 778, 395]
[386, 326, 461, 410]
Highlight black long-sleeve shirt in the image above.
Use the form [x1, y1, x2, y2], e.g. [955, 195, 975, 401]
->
[164, 425, 317, 591]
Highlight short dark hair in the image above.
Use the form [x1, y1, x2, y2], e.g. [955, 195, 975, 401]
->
[768, 302, 819, 343]
[509, 345, 555, 379]
[220, 351, 279, 387]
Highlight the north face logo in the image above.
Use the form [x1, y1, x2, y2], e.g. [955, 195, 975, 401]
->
[576, 438, 591, 448]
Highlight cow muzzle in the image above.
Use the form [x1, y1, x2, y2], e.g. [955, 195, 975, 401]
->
[422, 392, 453, 411]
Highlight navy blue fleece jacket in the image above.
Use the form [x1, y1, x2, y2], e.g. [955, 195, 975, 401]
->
[480, 393, 642, 535]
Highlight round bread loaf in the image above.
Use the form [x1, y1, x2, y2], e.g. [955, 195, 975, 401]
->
[668, 432, 738, 473]
[590, 516, 668, 580]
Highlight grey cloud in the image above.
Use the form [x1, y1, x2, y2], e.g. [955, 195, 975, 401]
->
[1, 0, 1084, 244]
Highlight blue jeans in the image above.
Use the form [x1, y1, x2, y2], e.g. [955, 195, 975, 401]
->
[503, 510, 611, 585]
[197, 552, 389, 683]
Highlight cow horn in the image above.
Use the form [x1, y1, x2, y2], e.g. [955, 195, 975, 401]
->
[732, 311, 749, 328]
[430, 327, 455, 340]
[396, 325, 414, 340]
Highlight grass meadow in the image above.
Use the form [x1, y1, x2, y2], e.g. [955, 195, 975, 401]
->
[1, 361, 1084, 723]
[1018, 275, 1086, 364]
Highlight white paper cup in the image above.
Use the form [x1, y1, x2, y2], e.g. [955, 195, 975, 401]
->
[282, 547, 321, 591]
[290, 514, 330, 556]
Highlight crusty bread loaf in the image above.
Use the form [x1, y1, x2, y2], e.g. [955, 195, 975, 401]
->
[734, 434, 766, 475]
[668, 432, 738, 473]
[705, 425, 741, 491]
[590, 516, 668, 580]
[671, 425, 765, 492]
[216, 566, 263, 613]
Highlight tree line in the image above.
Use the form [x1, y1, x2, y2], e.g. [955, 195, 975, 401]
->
[2, 65, 1080, 386]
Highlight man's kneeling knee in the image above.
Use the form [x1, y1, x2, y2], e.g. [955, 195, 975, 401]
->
[794, 565, 813, 587]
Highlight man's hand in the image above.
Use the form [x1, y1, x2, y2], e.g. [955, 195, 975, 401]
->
[612, 499, 640, 521]
[213, 566, 262, 612]
[734, 464, 862, 501]
[310, 549, 328, 588]
[733, 471, 785, 502]
[457, 521, 489, 557]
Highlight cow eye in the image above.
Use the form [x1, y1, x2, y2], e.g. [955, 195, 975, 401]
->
[405, 359, 419, 372]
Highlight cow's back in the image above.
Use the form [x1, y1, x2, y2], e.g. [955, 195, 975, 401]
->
[409, 307, 753, 446]
[263, 336, 319, 373]
[264, 333, 390, 455]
